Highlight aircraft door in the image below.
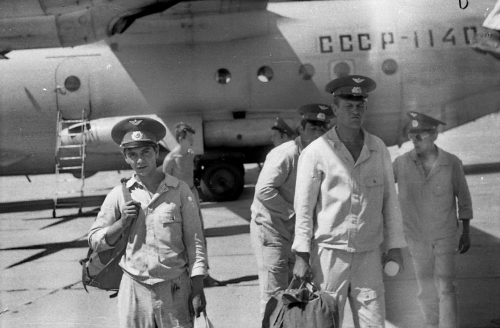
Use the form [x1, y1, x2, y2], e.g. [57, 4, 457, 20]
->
[55, 58, 91, 120]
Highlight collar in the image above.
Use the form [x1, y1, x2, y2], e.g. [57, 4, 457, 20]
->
[326, 126, 377, 151]
[409, 146, 449, 166]
[295, 136, 305, 154]
[126, 173, 180, 192]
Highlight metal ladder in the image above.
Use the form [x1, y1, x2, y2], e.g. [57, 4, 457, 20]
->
[53, 109, 88, 218]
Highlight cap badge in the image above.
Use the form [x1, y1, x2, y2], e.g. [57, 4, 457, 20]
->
[409, 112, 417, 117]
[352, 78, 365, 83]
[352, 87, 362, 94]
[317, 113, 326, 120]
[319, 105, 329, 110]
[412, 120, 418, 127]
[131, 131, 144, 140]
[129, 119, 143, 126]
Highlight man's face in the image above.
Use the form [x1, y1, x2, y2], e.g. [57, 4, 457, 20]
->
[123, 145, 159, 176]
[300, 121, 328, 147]
[409, 130, 437, 155]
[333, 98, 367, 130]
[271, 129, 290, 147]
[179, 131, 194, 148]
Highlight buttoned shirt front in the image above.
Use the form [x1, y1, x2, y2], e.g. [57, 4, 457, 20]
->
[393, 147, 473, 242]
[292, 127, 406, 253]
[89, 174, 207, 285]
[251, 137, 304, 241]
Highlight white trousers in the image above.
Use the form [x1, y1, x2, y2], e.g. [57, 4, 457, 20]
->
[407, 237, 458, 328]
[118, 272, 193, 328]
[310, 244, 386, 328]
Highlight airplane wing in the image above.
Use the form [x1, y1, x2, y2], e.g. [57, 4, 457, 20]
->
[0, 0, 269, 54]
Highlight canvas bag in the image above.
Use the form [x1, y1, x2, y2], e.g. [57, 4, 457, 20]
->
[80, 178, 134, 295]
[264, 279, 338, 328]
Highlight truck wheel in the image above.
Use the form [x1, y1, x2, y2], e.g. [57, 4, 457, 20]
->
[200, 162, 244, 202]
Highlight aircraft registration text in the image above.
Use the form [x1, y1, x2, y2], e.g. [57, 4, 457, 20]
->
[318, 26, 479, 53]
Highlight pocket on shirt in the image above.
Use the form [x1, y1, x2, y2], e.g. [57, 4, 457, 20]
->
[155, 204, 184, 261]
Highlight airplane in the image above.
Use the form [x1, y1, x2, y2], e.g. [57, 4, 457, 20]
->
[0, 0, 499, 204]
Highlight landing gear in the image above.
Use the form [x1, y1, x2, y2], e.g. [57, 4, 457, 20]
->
[199, 162, 244, 202]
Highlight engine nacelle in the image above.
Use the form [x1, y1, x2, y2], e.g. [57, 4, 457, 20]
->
[204, 117, 297, 148]
[60, 115, 173, 154]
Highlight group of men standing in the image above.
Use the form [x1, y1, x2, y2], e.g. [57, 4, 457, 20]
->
[251, 75, 473, 328]
[87, 72, 473, 328]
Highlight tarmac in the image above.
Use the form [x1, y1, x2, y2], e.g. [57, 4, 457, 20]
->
[1, 112, 500, 328]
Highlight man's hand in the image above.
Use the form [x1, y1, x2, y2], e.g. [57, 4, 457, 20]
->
[382, 248, 404, 272]
[121, 200, 141, 226]
[293, 252, 312, 282]
[189, 276, 206, 318]
[459, 233, 471, 254]
[105, 200, 141, 246]
[459, 219, 471, 254]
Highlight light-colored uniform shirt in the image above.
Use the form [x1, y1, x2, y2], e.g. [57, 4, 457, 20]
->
[393, 147, 473, 241]
[292, 127, 406, 253]
[89, 174, 207, 285]
[251, 137, 304, 241]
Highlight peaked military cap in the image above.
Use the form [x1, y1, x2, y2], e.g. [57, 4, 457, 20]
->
[407, 111, 446, 132]
[298, 103, 334, 123]
[271, 117, 295, 137]
[325, 75, 376, 98]
[111, 117, 166, 148]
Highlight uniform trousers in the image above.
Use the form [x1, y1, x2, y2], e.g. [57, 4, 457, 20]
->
[118, 271, 193, 328]
[250, 219, 295, 317]
[310, 244, 385, 328]
[407, 236, 458, 328]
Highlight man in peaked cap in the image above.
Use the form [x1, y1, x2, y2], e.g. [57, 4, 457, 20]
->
[251, 104, 334, 322]
[293, 75, 406, 328]
[111, 116, 167, 148]
[89, 117, 208, 328]
[393, 111, 473, 328]
[271, 117, 296, 147]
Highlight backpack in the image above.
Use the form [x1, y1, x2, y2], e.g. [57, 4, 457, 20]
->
[79, 178, 133, 297]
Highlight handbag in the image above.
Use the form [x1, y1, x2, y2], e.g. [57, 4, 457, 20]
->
[263, 278, 338, 328]
[79, 178, 134, 296]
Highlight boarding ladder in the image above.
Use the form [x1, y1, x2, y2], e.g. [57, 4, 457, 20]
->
[53, 109, 89, 218]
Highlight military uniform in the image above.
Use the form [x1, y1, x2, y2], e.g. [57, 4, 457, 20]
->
[292, 76, 406, 328]
[89, 117, 207, 328]
[393, 112, 473, 328]
[251, 104, 333, 317]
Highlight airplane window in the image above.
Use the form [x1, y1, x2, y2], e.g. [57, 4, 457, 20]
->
[299, 64, 315, 80]
[333, 62, 351, 77]
[257, 66, 273, 82]
[64, 76, 81, 92]
[382, 59, 398, 75]
[216, 69, 231, 84]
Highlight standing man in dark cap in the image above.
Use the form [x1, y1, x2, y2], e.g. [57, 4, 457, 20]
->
[270, 117, 296, 147]
[292, 75, 406, 328]
[251, 104, 333, 319]
[393, 112, 473, 328]
[88, 117, 207, 328]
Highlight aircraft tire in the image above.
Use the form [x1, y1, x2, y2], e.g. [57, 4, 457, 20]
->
[200, 162, 244, 202]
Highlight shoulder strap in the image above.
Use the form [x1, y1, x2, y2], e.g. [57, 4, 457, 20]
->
[121, 178, 132, 203]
